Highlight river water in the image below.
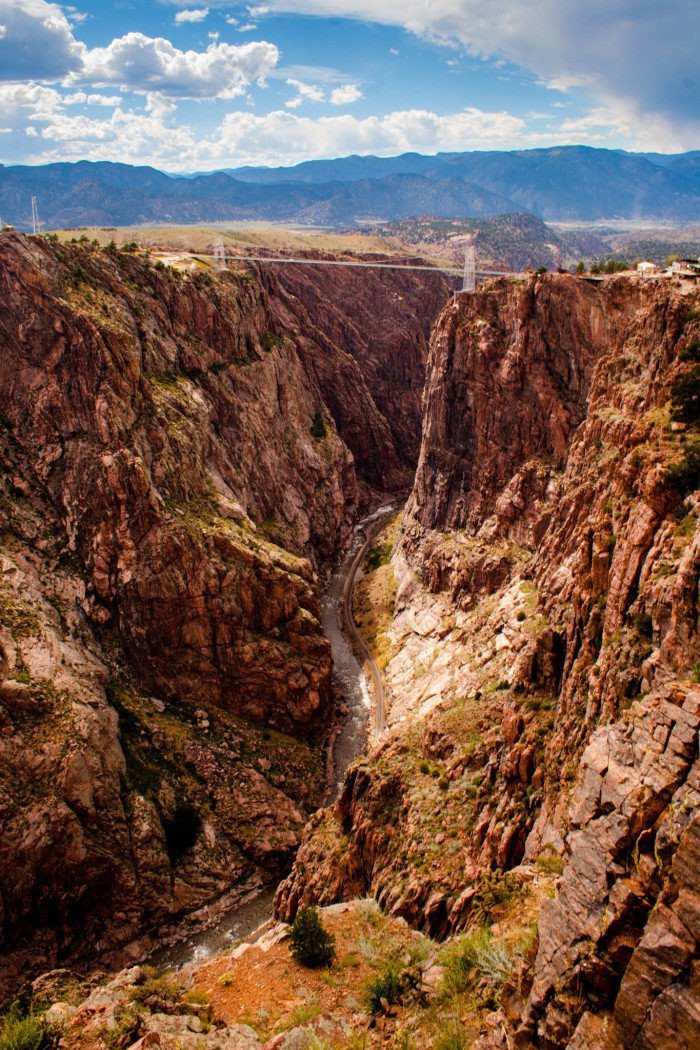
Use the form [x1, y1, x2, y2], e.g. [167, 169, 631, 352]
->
[146, 505, 395, 971]
[323, 503, 396, 794]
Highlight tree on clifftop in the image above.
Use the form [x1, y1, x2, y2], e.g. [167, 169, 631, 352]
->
[289, 906, 335, 968]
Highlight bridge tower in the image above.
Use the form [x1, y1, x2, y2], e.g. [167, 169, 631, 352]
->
[30, 197, 43, 235]
[462, 242, 476, 293]
[213, 239, 226, 271]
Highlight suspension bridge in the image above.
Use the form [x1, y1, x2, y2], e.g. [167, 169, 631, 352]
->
[212, 240, 514, 293]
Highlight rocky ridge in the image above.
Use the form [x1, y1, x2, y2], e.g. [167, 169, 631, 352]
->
[276, 273, 700, 1046]
[0, 232, 446, 997]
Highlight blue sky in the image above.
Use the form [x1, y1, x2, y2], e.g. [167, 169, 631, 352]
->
[0, 1, 697, 170]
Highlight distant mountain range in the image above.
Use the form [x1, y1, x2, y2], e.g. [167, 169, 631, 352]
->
[1, 146, 698, 230]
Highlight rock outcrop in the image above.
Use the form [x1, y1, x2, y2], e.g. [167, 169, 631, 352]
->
[0, 233, 446, 997]
[276, 273, 700, 1046]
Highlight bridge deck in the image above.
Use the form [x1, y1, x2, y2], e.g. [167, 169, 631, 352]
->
[222, 253, 515, 278]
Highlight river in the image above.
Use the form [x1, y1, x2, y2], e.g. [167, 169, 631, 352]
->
[146, 504, 396, 971]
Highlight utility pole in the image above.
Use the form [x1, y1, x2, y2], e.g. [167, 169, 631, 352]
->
[30, 196, 43, 235]
[213, 239, 226, 271]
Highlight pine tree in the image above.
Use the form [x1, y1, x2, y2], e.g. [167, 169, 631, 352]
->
[289, 906, 335, 968]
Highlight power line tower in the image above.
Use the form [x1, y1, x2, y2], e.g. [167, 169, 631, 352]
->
[213, 239, 226, 271]
[462, 242, 476, 293]
[30, 196, 43, 235]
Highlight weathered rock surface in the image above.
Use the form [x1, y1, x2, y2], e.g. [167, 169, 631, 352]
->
[276, 273, 700, 1045]
[260, 251, 443, 489]
[0, 233, 446, 997]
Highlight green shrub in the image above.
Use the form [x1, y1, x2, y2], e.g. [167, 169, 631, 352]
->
[260, 332, 283, 353]
[678, 340, 700, 362]
[128, 970, 182, 1008]
[664, 440, 700, 496]
[516, 610, 527, 622]
[364, 958, 403, 1014]
[0, 1008, 49, 1050]
[602, 259, 629, 273]
[365, 542, 392, 572]
[289, 906, 335, 969]
[310, 411, 327, 439]
[439, 928, 512, 996]
[670, 366, 700, 423]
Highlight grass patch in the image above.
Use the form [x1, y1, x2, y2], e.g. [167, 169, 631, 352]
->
[433, 1019, 468, 1050]
[0, 588, 41, 638]
[364, 542, 393, 572]
[439, 928, 512, 996]
[284, 999, 321, 1029]
[0, 1009, 50, 1050]
[536, 852, 564, 875]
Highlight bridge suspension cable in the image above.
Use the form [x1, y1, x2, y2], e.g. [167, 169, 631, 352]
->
[215, 251, 514, 281]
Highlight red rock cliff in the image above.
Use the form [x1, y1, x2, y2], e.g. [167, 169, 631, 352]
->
[277, 273, 700, 1048]
[0, 233, 446, 996]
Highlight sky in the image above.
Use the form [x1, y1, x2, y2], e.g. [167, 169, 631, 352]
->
[0, 0, 697, 171]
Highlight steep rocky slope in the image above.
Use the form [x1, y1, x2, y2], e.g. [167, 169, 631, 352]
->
[277, 273, 700, 1046]
[0, 233, 446, 997]
[259, 252, 440, 483]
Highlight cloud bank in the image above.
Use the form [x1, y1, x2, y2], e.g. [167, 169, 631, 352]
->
[244, 0, 700, 147]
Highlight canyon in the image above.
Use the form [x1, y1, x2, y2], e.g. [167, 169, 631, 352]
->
[0, 230, 445, 998]
[0, 230, 699, 1048]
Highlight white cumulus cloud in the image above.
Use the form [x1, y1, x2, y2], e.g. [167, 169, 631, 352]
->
[63, 92, 123, 107]
[285, 78, 324, 108]
[329, 83, 362, 105]
[76, 34, 279, 99]
[175, 8, 209, 24]
[0, 83, 62, 122]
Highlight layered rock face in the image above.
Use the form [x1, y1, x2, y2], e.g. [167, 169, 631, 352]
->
[277, 274, 700, 1046]
[0, 233, 446, 997]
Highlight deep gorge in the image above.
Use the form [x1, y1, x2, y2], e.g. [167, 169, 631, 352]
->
[0, 233, 698, 1048]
